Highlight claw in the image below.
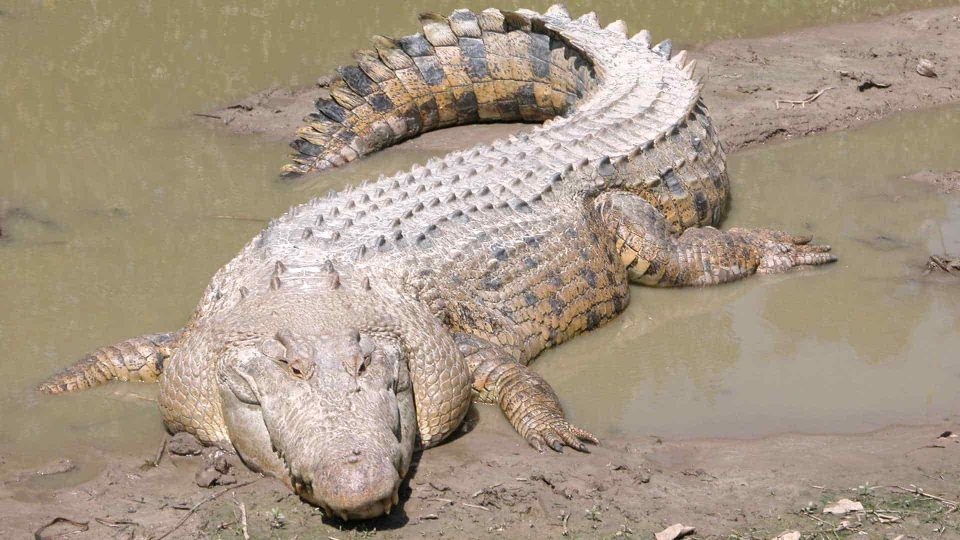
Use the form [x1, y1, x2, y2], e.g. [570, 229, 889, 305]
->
[546, 432, 565, 452]
[571, 425, 600, 445]
[528, 434, 546, 453]
[557, 429, 588, 452]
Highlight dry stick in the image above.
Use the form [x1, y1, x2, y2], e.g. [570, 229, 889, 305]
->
[95, 517, 139, 527]
[153, 477, 260, 540]
[33, 517, 89, 540]
[799, 511, 831, 527]
[236, 498, 250, 540]
[471, 482, 503, 497]
[775, 86, 835, 110]
[151, 435, 168, 468]
[889, 485, 959, 508]
[561, 512, 571, 536]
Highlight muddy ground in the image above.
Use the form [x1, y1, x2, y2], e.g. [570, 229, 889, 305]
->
[6, 6, 960, 540]
[4, 417, 958, 539]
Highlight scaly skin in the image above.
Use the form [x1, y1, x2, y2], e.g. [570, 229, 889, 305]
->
[39, 6, 835, 520]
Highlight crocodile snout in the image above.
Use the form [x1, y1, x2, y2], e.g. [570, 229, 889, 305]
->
[296, 452, 401, 520]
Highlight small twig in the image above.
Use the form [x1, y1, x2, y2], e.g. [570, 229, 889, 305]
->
[154, 477, 260, 540]
[889, 485, 959, 508]
[193, 113, 223, 120]
[799, 511, 831, 527]
[460, 502, 490, 512]
[775, 86, 834, 110]
[561, 511, 571, 536]
[94, 517, 139, 528]
[33, 517, 89, 540]
[150, 435, 167, 468]
[235, 497, 250, 540]
[471, 482, 503, 497]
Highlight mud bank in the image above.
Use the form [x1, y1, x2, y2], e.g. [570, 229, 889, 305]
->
[4, 418, 957, 539]
[196, 7, 960, 156]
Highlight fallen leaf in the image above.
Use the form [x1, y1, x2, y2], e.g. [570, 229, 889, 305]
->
[823, 498, 863, 515]
[655, 523, 696, 540]
[773, 532, 800, 540]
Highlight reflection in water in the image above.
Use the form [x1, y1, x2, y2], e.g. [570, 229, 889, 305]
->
[1, 1, 958, 477]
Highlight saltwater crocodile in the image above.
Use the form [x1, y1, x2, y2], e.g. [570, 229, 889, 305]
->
[39, 6, 835, 520]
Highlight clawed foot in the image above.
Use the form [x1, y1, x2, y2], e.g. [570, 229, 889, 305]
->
[733, 228, 837, 273]
[523, 415, 599, 453]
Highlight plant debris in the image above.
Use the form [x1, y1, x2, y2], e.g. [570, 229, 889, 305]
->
[655, 523, 696, 540]
[823, 498, 864, 515]
[916, 58, 938, 77]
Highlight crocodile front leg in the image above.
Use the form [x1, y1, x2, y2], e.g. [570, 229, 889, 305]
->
[596, 191, 836, 287]
[454, 333, 598, 453]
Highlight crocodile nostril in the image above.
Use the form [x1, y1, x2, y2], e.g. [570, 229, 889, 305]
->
[347, 449, 362, 464]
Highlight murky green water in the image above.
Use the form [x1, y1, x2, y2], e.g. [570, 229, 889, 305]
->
[1, 0, 958, 479]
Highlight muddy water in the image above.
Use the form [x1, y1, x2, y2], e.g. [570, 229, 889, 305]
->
[1, 1, 958, 483]
[541, 105, 960, 438]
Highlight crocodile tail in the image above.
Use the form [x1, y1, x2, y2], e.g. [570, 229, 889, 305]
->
[38, 331, 181, 394]
[283, 6, 596, 176]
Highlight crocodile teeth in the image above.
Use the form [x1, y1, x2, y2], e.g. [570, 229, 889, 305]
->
[652, 39, 672, 59]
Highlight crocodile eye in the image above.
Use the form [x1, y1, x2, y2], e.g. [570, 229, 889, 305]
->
[286, 356, 314, 380]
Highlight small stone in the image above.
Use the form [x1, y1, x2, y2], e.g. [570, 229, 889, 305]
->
[195, 468, 220, 488]
[167, 433, 203, 456]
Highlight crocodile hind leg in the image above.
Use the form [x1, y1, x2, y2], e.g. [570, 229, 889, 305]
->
[454, 333, 598, 452]
[38, 331, 180, 394]
[595, 191, 836, 287]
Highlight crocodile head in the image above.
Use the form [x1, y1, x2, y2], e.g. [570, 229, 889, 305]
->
[217, 327, 416, 520]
